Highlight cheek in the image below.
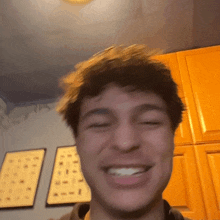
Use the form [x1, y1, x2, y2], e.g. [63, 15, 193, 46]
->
[142, 127, 174, 149]
[141, 128, 174, 168]
[76, 131, 111, 156]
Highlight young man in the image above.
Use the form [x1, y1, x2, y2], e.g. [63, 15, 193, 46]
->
[56, 45, 190, 220]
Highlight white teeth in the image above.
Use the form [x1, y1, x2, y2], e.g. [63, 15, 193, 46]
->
[107, 168, 145, 176]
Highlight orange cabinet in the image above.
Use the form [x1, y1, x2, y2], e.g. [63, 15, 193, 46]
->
[177, 45, 220, 144]
[194, 144, 220, 220]
[163, 146, 206, 220]
[153, 53, 193, 146]
[156, 45, 220, 219]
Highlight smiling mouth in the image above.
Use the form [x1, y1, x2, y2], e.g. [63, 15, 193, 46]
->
[102, 165, 153, 187]
[104, 166, 152, 177]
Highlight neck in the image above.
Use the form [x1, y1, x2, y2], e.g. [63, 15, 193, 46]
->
[89, 197, 165, 220]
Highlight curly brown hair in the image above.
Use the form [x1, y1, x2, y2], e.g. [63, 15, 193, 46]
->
[56, 45, 185, 136]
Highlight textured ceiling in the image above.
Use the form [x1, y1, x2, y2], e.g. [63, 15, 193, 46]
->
[0, 0, 220, 107]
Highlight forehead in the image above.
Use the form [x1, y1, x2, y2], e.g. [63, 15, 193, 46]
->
[79, 84, 167, 116]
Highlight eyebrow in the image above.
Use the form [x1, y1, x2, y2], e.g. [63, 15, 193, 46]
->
[134, 104, 167, 114]
[80, 104, 166, 122]
[80, 108, 110, 122]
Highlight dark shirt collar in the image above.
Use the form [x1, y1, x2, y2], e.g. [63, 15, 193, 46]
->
[76, 200, 185, 220]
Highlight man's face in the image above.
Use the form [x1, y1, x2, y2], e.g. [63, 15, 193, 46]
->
[76, 84, 174, 214]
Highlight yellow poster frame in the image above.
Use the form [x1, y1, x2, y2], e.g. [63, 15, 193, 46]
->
[46, 146, 91, 207]
[0, 148, 46, 209]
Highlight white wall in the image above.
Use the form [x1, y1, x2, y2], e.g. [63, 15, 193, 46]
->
[0, 99, 77, 220]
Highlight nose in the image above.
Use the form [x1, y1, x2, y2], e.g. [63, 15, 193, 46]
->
[111, 121, 140, 152]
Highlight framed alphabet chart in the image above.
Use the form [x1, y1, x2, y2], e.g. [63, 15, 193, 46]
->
[46, 146, 91, 206]
[0, 148, 46, 209]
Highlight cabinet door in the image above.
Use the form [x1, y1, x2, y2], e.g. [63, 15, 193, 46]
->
[163, 146, 206, 220]
[177, 45, 220, 144]
[153, 53, 193, 145]
[194, 144, 220, 220]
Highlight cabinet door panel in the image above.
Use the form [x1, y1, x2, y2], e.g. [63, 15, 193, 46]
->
[194, 144, 220, 219]
[153, 53, 193, 145]
[177, 46, 220, 143]
[163, 146, 206, 220]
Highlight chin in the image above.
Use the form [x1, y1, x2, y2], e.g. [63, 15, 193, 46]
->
[101, 189, 162, 216]
[103, 198, 156, 219]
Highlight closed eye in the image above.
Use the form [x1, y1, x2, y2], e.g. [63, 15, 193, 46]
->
[140, 122, 161, 125]
[89, 123, 111, 128]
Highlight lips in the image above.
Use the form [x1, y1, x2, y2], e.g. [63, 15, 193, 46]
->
[107, 167, 146, 176]
[102, 164, 153, 188]
[102, 164, 152, 173]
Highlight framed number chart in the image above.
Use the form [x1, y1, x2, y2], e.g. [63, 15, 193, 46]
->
[0, 148, 46, 209]
[46, 146, 91, 206]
